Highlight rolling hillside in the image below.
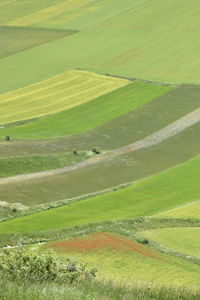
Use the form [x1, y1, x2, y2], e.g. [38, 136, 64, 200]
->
[0, 1, 200, 299]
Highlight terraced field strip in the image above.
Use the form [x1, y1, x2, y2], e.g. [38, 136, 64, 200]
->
[0, 0, 67, 24]
[4, 0, 92, 27]
[142, 228, 200, 259]
[1, 108, 199, 185]
[0, 151, 93, 178]
[1, 0, 143, 30]
[0, 82, 171, 138]
[156, 200, 200, 219]
[1, 84, 200, 159]
[1, 150, 200, 232]
[0, 70, 129, 124]
[0, 26, 76, 59]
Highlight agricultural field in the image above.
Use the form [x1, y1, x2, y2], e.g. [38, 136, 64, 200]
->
[0, 1, 200, 299]
[0, 70, 128, 125]
[142, 228, 200, 259]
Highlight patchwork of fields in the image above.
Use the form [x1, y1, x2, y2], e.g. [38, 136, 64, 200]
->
[0, 1, 200, 299]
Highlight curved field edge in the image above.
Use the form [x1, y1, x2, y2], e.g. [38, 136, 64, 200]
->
[0, 151, 94, 178]
[1, 108, 199, 186]
[0, 82, 171, 139]
[0, 153, 199, 234]
[156, 201, 200, 219]
[1, 84, 199, 158]
[142, 228, 200, 259]
[0, 70, 129, 125]
[41, 232, 200, 288]
[0, 120, 199, 210]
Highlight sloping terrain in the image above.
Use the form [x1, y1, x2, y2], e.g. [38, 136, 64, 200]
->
[1, 0, 200, 96]
[43, 232, 200, 287]
[0, 0, 200, 297]
[1, 151, 199, 233]
[0, 26, 76, 59]
[142, 228, 200, 259]
[0, 70, 128, 125]
[0, 81, 170, 138]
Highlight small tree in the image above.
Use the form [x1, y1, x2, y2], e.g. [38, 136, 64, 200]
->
[5, 136, 11, 141]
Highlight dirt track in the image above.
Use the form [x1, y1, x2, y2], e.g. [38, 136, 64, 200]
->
[0, 108, 199, 185]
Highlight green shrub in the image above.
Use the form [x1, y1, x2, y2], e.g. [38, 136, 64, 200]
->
[0, 249, 97, 283]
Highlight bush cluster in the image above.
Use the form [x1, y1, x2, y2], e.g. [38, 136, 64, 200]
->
[0, 249, 97, 283]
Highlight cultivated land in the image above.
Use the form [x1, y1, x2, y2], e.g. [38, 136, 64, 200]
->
[43, 232, 200, 287]
[0, 70, 128, 125]
[142, 228, 200, 259]
[1, 153, 200, 233]
[0, 1, 200, 299]
[0, 26, 76, 59]
[0, 81, 171, 138]
[1, 0, 200, 95]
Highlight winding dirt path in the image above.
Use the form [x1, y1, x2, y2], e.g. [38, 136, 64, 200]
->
[0, 108, 200, 185]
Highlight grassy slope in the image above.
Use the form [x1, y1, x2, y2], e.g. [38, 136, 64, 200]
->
[158, 201, 200, 219]
[0, 26, 75, 59]
[1, 0, 200, 95]
[0, 82, 171, 138]
[143, 228, 200, 258]
[42, 233, 200, 288]
[0, 120, 200, 209]
[0, 151, 199, 234]
[0, 152, 92, 178]
[1, 84, 199, 158]
[0, 70, 128, 125]
[1, 278, 198, 300]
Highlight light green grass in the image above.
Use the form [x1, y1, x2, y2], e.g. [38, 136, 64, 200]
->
[1, 278, 199, 300]
[0, 26, 75, 59]
[142, 228, 200, 258]
[2, 84, 199, 159]
[0, 120, 200, 210]
[1, 0, 200, 95]
[0, 151, 91, 178]
[0, 70, 128, 124]
[1, 153, 199, 234]
[157, 201, 200, 219]
[0, 82, 171, 138]
[1, 0, 146, 30]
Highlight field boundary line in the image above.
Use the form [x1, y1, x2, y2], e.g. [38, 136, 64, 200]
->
[0, 108, 199, 185]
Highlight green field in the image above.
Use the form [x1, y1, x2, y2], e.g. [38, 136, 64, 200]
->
[1, 152, 199, 234]
[41, 232, 200, 287]
[0, 70, 128, 125]
[0, 1, 200, 298]
[142, 228, 200, 258]
[0, 151, 92, 178]
[1, 0, 200, 95]
[2, 84, 200, 158]
[158, 201, 200, 219]
[0, 120, 200, 210]
[0, 26, 76, 59]
[0, 82, 171, 138]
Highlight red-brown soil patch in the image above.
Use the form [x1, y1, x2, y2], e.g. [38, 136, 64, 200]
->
[46, 232, 161, 260]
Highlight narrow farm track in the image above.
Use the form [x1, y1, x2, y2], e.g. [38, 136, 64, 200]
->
[0, 108, 200, 185]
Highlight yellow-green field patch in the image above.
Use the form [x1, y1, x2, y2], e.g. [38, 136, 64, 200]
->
[0, 70, 129, 124]
[142, 228, 200, 259]
[155, 200, 200, 219]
